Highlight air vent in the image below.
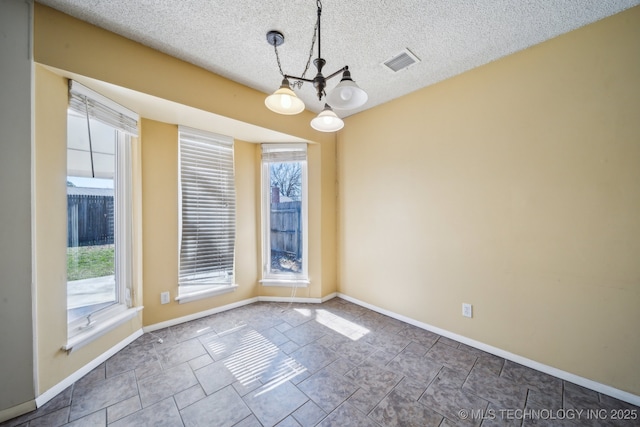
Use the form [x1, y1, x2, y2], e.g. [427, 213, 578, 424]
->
[382, 48, 421, 72]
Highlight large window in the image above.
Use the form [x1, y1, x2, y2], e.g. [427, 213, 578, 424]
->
[66, 81, 138, 347]
[178, 126, 237, 302]
[261, 144, 308, 285]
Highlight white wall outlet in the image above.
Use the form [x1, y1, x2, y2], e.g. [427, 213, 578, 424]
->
[462, 303, 473, 318]
[160, 292, 170, 305]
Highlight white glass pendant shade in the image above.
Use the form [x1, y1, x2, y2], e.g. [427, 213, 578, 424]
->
[265, 78, 305, 115]
[310, 104, 344, 132]
[326, 70, 367, 110]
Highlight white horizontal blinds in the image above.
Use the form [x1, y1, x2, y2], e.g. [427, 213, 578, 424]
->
[68, 81, 139, 136]
[67, 80, 138, 178]
[261, 143, 307, 162]
[179, 126, 236, 285]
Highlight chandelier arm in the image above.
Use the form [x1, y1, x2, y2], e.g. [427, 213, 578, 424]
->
[324, 66, 349, 82]
[284, 74, 315, 84]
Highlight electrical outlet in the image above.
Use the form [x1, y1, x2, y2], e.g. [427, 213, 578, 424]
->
[462, 303, 473, 318]
[160, 292, 170, 305]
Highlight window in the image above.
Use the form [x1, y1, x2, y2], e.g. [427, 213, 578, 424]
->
[261, 144, 308, 286]
[177, 126, 237, 303]
[65, 81, 139, 350]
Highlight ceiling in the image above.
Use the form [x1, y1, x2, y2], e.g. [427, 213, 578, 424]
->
[38, 0, 638, 119]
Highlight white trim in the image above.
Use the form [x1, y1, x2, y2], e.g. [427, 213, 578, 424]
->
[260, 279, 310, 288]
[337, 293, 640, 407]
[37, 329, 142, 408]
[63, 306, 142, 353]
[144, 297, 258, 332]
[175, 284, 238, 304]
[258, 295, 324, 304]
[115, 133, 134, 307]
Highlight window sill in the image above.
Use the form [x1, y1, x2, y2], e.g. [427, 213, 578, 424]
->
[260, 279, 310, 288]
[176, 284, 238, 304]
[63, 306, 142, 354]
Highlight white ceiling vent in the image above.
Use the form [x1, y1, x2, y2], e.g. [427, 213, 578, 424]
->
[382, 48, 421, 72]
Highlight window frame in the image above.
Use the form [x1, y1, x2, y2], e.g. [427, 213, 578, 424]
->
[176, 126, 238, 303]
[64, 81, 139, 352]
[260, 143, 309, 287]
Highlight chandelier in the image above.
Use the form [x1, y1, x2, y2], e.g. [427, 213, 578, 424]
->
[264, 0, 368, 132]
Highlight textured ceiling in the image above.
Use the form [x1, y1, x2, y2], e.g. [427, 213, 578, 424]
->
[38, 0, 639, 118]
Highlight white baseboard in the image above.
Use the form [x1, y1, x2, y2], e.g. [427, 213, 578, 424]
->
[258, 292, 337, 304]
[337, 293, 640, 407]
[143, 294, 339, 332]
[35, 329, 143, 408]
[321, 292, 338, 302]
[258, 296, 323, 303]
[143, 298, 259, 332]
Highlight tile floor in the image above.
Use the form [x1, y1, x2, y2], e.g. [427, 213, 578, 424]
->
[2, 298, 638, 426]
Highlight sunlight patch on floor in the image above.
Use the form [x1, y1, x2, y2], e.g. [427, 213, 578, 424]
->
[223, 329, 306, 391]
[294, 308, 312, 317]
[315, 309, 370, 341]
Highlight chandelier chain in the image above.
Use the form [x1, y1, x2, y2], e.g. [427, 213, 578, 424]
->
[273, 0, 320, 89]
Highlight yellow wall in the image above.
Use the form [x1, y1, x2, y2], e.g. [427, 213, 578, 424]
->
[338, 7, 640, 395]
[32, 2, 337, 394]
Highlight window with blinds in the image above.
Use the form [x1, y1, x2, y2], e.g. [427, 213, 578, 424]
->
[178, 126, 236, 287]
[68, 81, 138, 136]
[66, 80, 138, 347]
[67, 80, 138, 179]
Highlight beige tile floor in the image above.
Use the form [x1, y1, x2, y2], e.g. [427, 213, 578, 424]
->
[2, 298, 638, 426]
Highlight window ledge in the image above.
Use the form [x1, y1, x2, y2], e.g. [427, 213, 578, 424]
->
[260, 279, 310, 288]
[176, 284, 238, 304]
[63, 306, 142, 354]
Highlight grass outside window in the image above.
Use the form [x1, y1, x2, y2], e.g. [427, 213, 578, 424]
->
[67, 244, 115, 281]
